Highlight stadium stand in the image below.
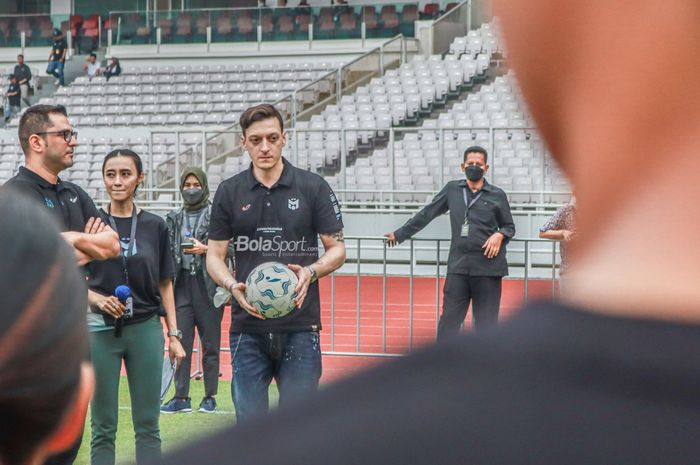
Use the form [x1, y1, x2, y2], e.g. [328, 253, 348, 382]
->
[8, 62, 336, 129]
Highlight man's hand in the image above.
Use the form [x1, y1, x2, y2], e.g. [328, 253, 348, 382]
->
[230, 282, 265, 320]
[482, 232, 505, 259]
[384, 232, 398, 247]
[183, 237, 207, 255]
[84, 217, 106, 234]
[288, 264, 312, 308]
[562, 230, 575, 242]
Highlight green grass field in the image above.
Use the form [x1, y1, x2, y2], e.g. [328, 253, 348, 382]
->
[75, 377, 279, 465]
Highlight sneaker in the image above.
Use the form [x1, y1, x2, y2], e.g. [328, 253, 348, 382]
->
[198, 396, 217, 413]
[160, 397, 192, 414]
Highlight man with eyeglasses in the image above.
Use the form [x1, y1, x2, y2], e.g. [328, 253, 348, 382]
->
[2, 105, 119, 465]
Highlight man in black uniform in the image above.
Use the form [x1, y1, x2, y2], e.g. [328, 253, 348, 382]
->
[14, 54, 32, 107]
[206, 103, 346, 423]
[385, 145, 515, 339]
[47, 29, 67, 87]
[3, 104, 119, 465]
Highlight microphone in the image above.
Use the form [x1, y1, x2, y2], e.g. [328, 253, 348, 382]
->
[115, 285, 131, 303]
[114, 285, 132, 337]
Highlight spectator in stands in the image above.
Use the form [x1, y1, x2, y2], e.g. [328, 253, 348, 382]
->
[5, 75, 20, 123]
[539, 196, 576, 295]
[161, 167, 228, 415]
[87, 149, 185, 465]
[47, 29, 67, 87]
[0, 191, 94, 465]
[103, 56, 121, 82]
[206, 103, 346, 423]
[157, 1, 700, 465]
[2, 104, 119, 465]
[385, 145, 515, 339]
[83, 53, 102, 81]
[14, 54, 32, 107]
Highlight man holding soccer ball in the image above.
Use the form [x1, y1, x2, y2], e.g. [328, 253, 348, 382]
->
[206, 103, 346, 422]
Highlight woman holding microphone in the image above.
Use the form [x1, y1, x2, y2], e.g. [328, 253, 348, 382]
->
[87, 149, 185, 465]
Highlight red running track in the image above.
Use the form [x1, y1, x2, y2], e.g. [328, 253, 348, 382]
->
[182, 276, 557, 385]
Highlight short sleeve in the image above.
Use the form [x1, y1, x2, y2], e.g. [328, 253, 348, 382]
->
[159, 219, 175, 281]
[208, 183, 234, 241]
[312, 178, 344, 234]
[78, 186, 100, 221]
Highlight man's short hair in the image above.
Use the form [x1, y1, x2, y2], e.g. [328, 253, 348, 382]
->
[463, 145, 488, 163]
[239, 104, 284, 136]
[89, 53, 96, 59]
[18, 105, 68, 154]
[17, 54, 23, 59]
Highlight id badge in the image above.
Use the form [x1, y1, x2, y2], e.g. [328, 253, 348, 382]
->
[123, 296, 134, 319]
[461, 222, 470, 237]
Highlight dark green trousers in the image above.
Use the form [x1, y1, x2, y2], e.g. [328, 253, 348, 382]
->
[89, 315, 164, 465]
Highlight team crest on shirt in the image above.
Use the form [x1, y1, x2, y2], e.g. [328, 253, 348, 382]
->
[288, 198, 299, 210]
[44, 197, 54, 208]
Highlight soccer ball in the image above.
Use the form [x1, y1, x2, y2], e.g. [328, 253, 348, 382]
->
[245, 262, 299, 319]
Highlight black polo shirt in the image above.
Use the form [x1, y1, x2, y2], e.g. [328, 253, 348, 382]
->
[209, 158, 344, 333]
[13, 63, 31, 83]
[51, 38, 67, 61]
[7, 82, 20, 106]
[394, 179, 515, 277]
[3, 166, 99, 232]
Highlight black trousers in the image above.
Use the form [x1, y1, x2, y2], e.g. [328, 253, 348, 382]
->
[437, 273, 502, 340]
[174, 271, 224, 398]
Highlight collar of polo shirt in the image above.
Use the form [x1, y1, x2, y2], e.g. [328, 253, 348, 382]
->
[244, 157, 296, 190]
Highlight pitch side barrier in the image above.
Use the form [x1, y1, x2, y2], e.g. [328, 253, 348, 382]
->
[182, 236, 559, 369]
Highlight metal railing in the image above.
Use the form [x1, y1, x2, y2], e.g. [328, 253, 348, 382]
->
[106, 3, 424, 51]
[183, 236, 560, 364]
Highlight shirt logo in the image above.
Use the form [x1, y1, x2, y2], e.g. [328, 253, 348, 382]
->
[241, 203, 252, 212]
[70, 196, 78, 203]
[288, 198, 299, 210]
[44, 197, 54, 209]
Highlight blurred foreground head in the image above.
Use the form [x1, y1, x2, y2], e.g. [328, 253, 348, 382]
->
[494, 1, 700, 317]
[0, 192, 93, 465]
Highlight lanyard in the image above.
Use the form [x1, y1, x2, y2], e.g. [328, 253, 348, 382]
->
[462, 187, 483, 223]
[184, 209, 205, 238]
[106, 204, 138, 287]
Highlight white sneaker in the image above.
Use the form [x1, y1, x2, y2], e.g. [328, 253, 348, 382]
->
[55, 79, 60, 86]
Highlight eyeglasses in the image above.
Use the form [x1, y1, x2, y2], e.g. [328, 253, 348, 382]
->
[35, 129, 78, 142]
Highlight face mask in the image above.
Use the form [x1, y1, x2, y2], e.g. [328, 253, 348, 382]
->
[465, 165, 484, 182]
[182, 188, 204, 205]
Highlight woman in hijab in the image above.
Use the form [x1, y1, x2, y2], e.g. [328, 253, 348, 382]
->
[162, 167, 227, 414]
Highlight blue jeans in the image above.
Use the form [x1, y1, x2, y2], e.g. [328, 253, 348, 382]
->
[46, 60, 64, 86]
[230, 331, 322, 423]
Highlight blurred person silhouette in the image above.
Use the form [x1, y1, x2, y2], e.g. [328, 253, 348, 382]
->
[157, 2, 700, 464]
[539, 196, 576, 295]
[0, 191, 94, 465]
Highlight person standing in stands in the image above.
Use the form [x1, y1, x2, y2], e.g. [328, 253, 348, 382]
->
[161, 167, 228, 414]
[14, 54, 32, 107]
[0, 192, 95, 465]
[539, 197, 576, 295]
[206, 103, 346, 423]
[87, 149, 185, 465]
[5, 75, 20, 123]
[47, 29, 67, 87]
[2, 104, 119, 465]
[384, 145, 515, 339]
